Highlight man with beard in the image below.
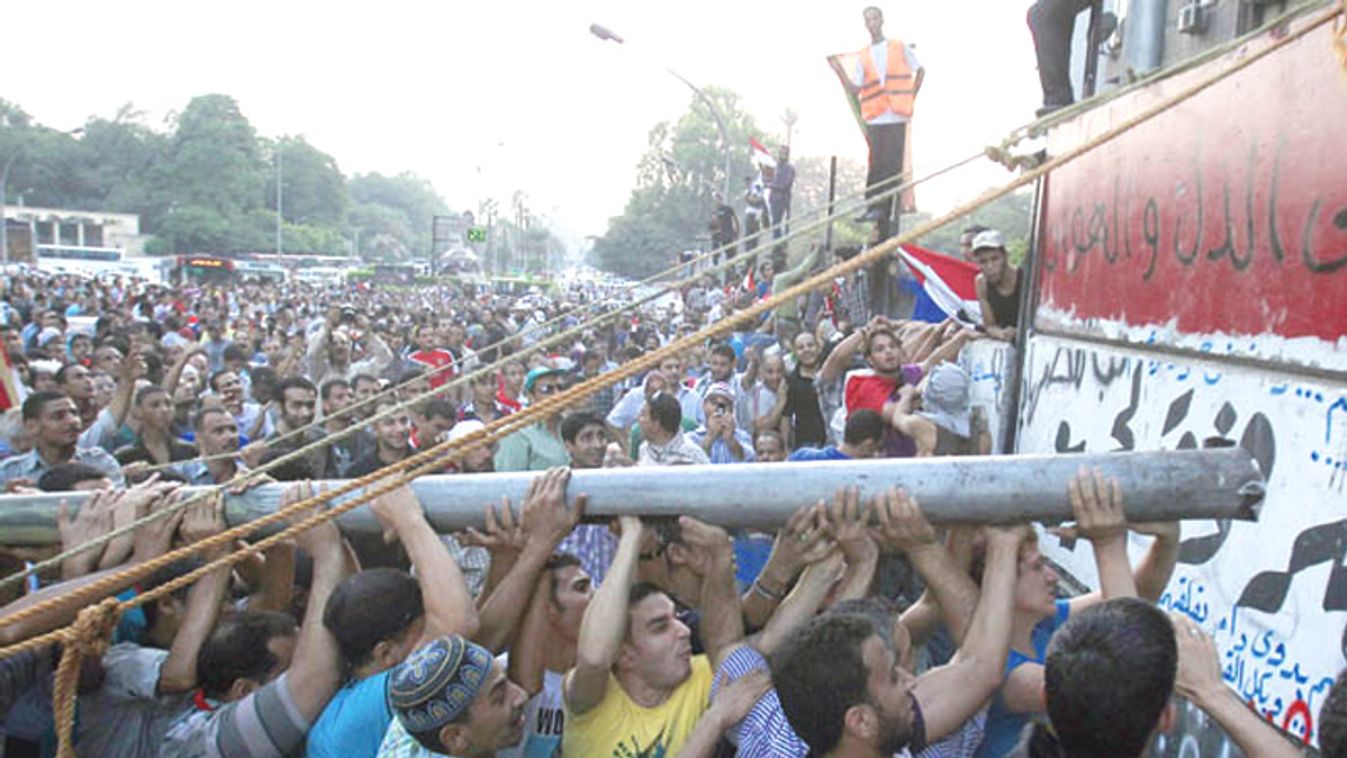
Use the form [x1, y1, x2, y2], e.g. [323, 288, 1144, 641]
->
[306, 308, 394, 384]
[310, 377, 374, 478]
[784, 330, 828, 449]
[377, 635, 532, 758]
[770, 500, 1025, 758]
[0, 391, 124, 487]
[177, 407, 247, 486]
[347, 399, 415, 478]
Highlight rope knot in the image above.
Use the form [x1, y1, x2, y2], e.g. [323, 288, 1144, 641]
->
[64, 598, 122, 659]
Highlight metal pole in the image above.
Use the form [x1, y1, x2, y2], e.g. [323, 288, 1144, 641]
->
[665, 69, 733, 201]
[0, 449, 1264, 546]
[275, 146, 283, 260]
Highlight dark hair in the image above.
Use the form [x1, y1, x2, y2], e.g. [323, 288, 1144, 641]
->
[351, 373, 380, 390]
[276, 375, 317, 400]
[544, 552, 583, 605]
[197, 611, 298, 699]
[222, 344, 248, 363]
[54, 364, 86, 386]
[625, 582, 668, 640]
[1319, 669, 1347, 758]
[322, 568, 424, 669]
[709, 343, 737, 363]
[250, 366, 278, 388]
[419, 398, 456, 422]
[844, 409, 886, 446]
[647, 393, 682, 436]
[560, 411, 606, 444]
[963, 224, 990, 237]
[193, 406, 231, 433]
[258, 447, 314, 481]
[320, 378, 351, 402]
[141, 557, 206, 635]
[829, 596, 907, 649]
[771, 613, 880, 754]
[22, 390, 70, 421]
[134, 385, 168, 406]
[862, 327, 900, 358]
[208, 369, 236, 393]
[37, 463, 109, 492]
[1044, 598, 1177, 757]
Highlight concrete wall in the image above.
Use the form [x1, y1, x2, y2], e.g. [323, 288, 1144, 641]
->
[1008, 11, 1346, 751]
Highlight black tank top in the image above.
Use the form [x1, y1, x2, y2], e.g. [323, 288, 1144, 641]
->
[987, 268, 1023, 329]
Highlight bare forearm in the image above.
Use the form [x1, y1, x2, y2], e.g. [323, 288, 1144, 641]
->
[288, 548, 348, 721]
[1192, 686, 1301, 758]
[576, 533, 641, 668]
[250, 544, 296, 613]
[476, 546, 550, 652]
[509, 580, 550, 695]
[700, 556, 744, 665]
[398, 516, 478, 639]
[1092, 537, 1138, 600]
[160, 565, 230, 693]
[0, 564, 144, 645]
[908, 545, 979, 643]
[674, 711, 731, 758]
[755, 561, 836, 655]
[830, 550, 877, 606]
[1134, 536, 1179, 602]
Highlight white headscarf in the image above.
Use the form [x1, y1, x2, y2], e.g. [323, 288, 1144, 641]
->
[918, 362, 971, 437]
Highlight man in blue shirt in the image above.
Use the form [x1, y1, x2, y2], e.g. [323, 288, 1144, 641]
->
[787, 409, 885, 462]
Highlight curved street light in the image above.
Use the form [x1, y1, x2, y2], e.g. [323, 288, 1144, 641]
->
[589, 23, 733, 200]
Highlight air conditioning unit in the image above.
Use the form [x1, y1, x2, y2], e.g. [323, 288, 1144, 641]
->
[1177, 1, 1208, 34]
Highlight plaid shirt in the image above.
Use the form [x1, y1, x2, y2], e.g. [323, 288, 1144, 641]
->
[712, 645, 987, 758]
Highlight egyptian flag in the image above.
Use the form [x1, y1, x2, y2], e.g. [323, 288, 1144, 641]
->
[826, 49, 917, 213]
[0, 339, 23, 411]
[897, 244, 983, 325]
[749, 137, 776, 169]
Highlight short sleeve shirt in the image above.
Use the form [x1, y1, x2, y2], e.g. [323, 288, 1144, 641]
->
[306, 670, 395, 758]
[160, 672, 310, 758]
[562, 655, 713, 758]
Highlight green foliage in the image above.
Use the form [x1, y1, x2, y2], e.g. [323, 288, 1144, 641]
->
[592, 87, 766, 279]
[0, 94, 509, 261]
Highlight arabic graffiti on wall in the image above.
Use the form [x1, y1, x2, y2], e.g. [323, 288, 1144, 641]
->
[1017, 335, 1347, 748]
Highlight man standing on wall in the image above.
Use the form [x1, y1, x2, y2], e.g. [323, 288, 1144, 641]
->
[828, 6, 924, 241]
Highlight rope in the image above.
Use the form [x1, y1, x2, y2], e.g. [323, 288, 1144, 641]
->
[1334, 0, 1347, 68]
[8, 0, 1336, 662]
[12, 8, 1343, 751]
[51, 598, 121, 758]
[0, 143, 985, 594]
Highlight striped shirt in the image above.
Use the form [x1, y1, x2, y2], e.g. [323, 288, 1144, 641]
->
[160, 673, 310, 758]
[712, 645, 987, 758]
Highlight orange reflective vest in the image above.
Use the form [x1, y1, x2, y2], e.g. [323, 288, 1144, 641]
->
[858, 39, 916, 121]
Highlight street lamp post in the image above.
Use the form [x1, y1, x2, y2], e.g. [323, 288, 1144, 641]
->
[589, 23, 733, 201]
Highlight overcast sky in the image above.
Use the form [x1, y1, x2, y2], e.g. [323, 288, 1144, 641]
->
[5, 1, 1042, 250]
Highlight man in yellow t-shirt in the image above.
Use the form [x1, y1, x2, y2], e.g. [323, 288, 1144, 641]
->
[562, 515, 743, 757]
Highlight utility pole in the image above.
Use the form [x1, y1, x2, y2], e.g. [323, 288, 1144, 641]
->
[275, 145, 283, 260]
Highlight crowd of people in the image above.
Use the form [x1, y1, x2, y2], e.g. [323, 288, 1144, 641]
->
[0, 249, 1338, 758]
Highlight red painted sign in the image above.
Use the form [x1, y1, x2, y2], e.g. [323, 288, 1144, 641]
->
[1037, 23, 1347, 344]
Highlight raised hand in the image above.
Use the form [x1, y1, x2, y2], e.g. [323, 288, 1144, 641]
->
[870, 487, 938, 554]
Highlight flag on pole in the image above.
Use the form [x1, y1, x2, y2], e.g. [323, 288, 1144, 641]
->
[896, 244, 983, 325]
[825, 51, 917, 213]
[749, 137, 776, 169]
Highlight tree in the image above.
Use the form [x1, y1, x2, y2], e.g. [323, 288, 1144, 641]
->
[270, 136, 348, 227]
[347, 171, 451, 261]
[156, 94, 265, 218]
[592, 87, 766, 279]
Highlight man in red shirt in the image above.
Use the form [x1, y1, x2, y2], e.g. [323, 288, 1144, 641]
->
[407, 323, 455, 390]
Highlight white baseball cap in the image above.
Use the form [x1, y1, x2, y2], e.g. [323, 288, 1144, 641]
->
[971, 229, 1006, 252]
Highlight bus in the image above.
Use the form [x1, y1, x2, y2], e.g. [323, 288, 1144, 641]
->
[35, 245, 171, 283]
[171, 256, 287, 286]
